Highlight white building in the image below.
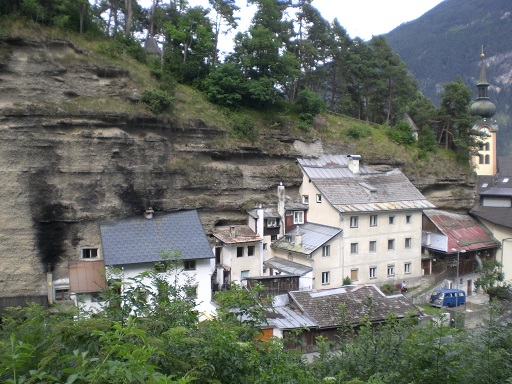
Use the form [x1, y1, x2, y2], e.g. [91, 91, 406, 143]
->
[296, 154, 435, 286]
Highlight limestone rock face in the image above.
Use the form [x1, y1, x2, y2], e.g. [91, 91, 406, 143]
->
[0, 36, 474, 297]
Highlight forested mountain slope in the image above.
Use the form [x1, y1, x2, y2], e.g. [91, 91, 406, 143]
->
[385, 0, 512, 155]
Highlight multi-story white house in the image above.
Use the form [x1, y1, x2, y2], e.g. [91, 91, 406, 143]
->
[296, 154, 435, 286]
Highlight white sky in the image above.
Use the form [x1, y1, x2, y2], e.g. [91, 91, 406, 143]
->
[140, 0, 445, 52]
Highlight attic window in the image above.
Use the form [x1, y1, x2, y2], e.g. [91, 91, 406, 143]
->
[503, 178, 509, 183]
[82, 248, 98, 259]
[267, 218, 277, 227]
[481, 183, 488, 188]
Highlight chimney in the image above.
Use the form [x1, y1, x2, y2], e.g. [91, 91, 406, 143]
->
[230, 226, 236, 238]
[294, 226, 302, 246]
[277, 182, 285, 223]
[347, 154, 361, 174]
[144, 207, 154, 219]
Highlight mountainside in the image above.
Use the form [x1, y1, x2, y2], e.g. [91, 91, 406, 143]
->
[385, 0, 512, 155]
[0, 29, 474, 297]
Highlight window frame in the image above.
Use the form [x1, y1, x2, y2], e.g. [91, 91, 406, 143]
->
[247, 245, 255, 256]
[236, 246, 244, 257]
[369, 240, 377, 252]
[350, 242, 358, 254]
[404, 262, 412, 274]
[389, 216, 395, 225]
[406, 214, 412, 224]
[350, 269, 359, 282]
[293, 211, 304, 224]
[369, 266, 377, 279]
[388, 239, 395, 250]
[387, 264, 395, 276]
[321, 271, 330, 285]
[82, 248, 98, 259]
[267, 218, 277, 227]
[350, 216, 359, 228]
[322, 245, 330, 257]
[302, 195, 309, 204]
[370, 215, 378, 227]
[184, 260, 196, 270]
[316, 194, 322, 203]
[405, 238, 412, 249]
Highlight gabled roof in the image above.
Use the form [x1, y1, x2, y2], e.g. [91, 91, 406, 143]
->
[298, 154, 377, 179]
[298, 155, 434, 213]
[470, 206, 512, 229]
[212, 225, 262, 244]
[271, 222, 341, 256]
[423, 209, 499, 252]
[289, 285, 419, 328]
[263, 257, 313, 276]
[100, 210, 213, 266]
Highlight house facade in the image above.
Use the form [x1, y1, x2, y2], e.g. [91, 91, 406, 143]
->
[99, 209, 216, 318]
[297, 155, 435, 286]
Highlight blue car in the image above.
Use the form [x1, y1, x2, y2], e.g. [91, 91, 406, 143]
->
[429, 289, 466, 308]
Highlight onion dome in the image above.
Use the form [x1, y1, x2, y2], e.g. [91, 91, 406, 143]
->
[469, 48, 496, 118]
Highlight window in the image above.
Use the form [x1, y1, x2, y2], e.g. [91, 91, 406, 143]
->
[404, 262, 411, 274]
[485, 142, 490, 151]
[237, 247, 244, 257]
[267, 218, 277, 227]
[478, 154, 484, 164]
[184, 260, 196, 270]
[293, 211, 304, 224]
[405, 238, 412, 249]
[316, 194, 322, 203]
[241, 270, 250, 280]
[350, 269, 359, 281]
[369, 267, 377, 279]
[271, 235, 278, 241]
[55, 288, 70, 301]
[321, 271, 330, 285]
[406, 214, 411, 224]
[369, 241, 377, 252]
[82, 248, 98, 259]
[302, 195, 309, 204]
[387, 265, 395, 276]
[389, 216, 395, 225]
[263, 243, 267, 250]
[248, 246, 255, 256]
[388, 239, 395, 250]
[485, 154, 490, 164]
[350, 216, 359, 228]
[322, 245, 330, 257]
[370, 215, 378, 227]
[350, 243, 358, 254]
[215, 247, 221, 264]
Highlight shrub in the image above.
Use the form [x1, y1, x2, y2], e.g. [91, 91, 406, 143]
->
[343, 276, 352, 286]
[142, 89, 173, 115]
[347, 126, 372, 139]
[389, 121, 415, 145]
[231, 116, 257, 141]
[295, 88, 324, 115]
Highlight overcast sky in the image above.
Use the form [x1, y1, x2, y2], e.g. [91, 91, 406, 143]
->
[140, 0, 445, 52]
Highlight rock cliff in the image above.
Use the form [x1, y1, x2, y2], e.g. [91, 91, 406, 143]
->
[0, 35, 475, 297]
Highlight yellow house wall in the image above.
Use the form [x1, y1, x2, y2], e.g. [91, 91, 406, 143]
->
[476, 218, 512, 280]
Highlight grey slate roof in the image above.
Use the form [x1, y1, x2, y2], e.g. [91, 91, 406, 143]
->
[472, 172, 512, 229]
[271, 222, 342, 256]
[289, 285, 420, 328]
[498, 157, 512, 176]
[470, 206, 512, 229]
[314, 169, 434, 213]
[263, 257, 313, 276]
[100, 210, 213, 266]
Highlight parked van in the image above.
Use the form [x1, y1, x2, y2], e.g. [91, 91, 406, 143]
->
[429, 289, 466, 308]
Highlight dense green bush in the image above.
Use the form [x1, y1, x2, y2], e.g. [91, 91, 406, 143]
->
[295, 88, 324, 115]
[231, 115, 258, 141]
[388, 121, 415, 145]
[142, 89, 173, 115]
[347, 125, 372, 139]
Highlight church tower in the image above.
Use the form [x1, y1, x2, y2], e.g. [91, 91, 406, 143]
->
[469, 48, 498, 176]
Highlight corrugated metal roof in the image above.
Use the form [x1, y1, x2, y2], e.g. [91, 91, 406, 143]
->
[263, 257, 313, 276]
[423, 209, 500, 252]
[298, 155, 377, 179]
[100, 210, 214, 266]
[268, 305, 317, 330]
[271, 222, 342, 255]
[213, 225, 262, 244]
[334, 199, 435, 213]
